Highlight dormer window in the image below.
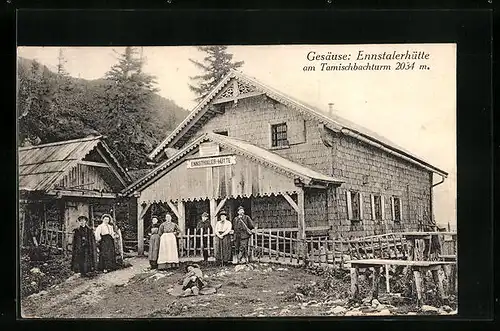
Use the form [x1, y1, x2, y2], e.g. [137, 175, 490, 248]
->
[271, 123, 288, 147]
[214, 130, 228, 136]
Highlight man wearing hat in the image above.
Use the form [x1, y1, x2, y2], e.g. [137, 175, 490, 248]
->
[196, 212, 213, 261]
[233, 206, 255, 264]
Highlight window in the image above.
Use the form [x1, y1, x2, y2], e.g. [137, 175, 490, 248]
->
[371, 195, 383, 220]
[346, 191, 363, 221]
[391, 196, 402, 221]
[213, 130, 228, 136]
[271, 123, 288, 147]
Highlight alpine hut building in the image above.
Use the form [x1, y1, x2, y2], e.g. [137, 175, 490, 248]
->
[123, 70, 448, 256]
[19, 135, 132, 252]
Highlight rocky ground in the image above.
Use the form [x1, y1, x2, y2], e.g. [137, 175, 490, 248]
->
[21, 256, 457, 318]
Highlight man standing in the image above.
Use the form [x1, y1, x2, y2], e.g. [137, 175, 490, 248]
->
[196, 212, 213, 262]
[232, 206, 255, 264]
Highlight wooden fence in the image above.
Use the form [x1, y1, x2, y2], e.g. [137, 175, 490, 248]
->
[128, 228, 456, 269]
[38, 228, 71, 254]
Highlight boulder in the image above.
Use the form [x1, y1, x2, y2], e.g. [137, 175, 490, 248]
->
[330, 306, 347, 314]
[440, 305, 453, 313]
[200, 287, 217, 295]
[234, 265, 246, 272]
[345, 310, 364, 316]
[377, 309, 392, 315]
[361, 307, 378, 313]
[421, 305, 439, 313]
[66, 274, 81, 282]
[371, 299, 381, 307]
[362, 297, 371, 304]
[279, 308, 291, 316]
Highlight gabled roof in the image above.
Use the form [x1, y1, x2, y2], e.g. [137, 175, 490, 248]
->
[149, 70, 447, 177]
[19, 136, 131, 192]
[124, 132, 343, 195]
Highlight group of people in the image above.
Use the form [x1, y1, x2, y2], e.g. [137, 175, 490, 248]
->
[71, 214, 124, 277]
[147, 206, 256, 268]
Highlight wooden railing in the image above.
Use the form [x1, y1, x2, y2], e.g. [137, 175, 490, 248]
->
[135, 228, 456, 269]
[39, 228, 71, 253]
[178, 228, 216, 258]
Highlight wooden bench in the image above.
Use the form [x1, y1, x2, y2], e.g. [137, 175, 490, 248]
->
[346, 259, 456, 306]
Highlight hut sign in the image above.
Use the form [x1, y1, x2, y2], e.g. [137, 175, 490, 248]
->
[187, 155, 236, 169]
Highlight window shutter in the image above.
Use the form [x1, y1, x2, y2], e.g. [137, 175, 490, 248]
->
[370, 194, 375, 220]
[399, 198, 403, 221]
[288, 119, 306, 144]
[391, 197, 395, 221]
[381, 196, 385, 220]
[346, 191, 353, 220]
[359, 193, 363, 220]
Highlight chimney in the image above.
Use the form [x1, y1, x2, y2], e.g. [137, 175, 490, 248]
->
[328, 103, 334, 115]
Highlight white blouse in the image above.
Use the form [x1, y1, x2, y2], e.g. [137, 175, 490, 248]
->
[95, 223, 116, 242]
[214, 220, 232, 236]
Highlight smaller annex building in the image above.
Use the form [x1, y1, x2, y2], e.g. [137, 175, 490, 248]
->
[19, 135, 132, 252]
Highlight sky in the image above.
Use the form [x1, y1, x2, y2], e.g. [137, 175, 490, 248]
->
[17, 44, 456, 229]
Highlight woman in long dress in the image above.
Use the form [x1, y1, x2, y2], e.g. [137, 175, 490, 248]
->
[157, 213, 181, 270]
[109, 218, 124, 268]
[95, 214, 117, 273]
[148, 216, 161, 269]
[71, 215, 97, 277]
[214, 210, 232, 264]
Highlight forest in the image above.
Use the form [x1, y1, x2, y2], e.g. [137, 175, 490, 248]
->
[17, 48, 189, 171]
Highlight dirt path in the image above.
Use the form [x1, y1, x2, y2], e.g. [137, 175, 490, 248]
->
[21, 257, 456, 318]
[21, 257, 150, 318]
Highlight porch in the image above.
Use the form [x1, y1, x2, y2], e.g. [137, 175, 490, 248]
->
[129, 133, 344, 256]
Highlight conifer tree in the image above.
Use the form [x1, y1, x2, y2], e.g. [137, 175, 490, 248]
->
[99, 47, 162, 169]
[188, 46, 244, 101]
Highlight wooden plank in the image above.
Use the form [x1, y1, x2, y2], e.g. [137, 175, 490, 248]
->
[214, 197, 227, 216]
[137, 201, 149, 256]
[346, 191, 353, 220]
[95, 146, 127, 187]
[78, 160, 109, 168]
[209, 199, 217, 230]
[350, 267, 359, 300]
[282, 193, 299, 213]
[371, 266, 381, 300]
[413, 269, 423, 306]
[297, 189, 305, 240]
[346, 259, 456, 267]
[193, 227, 198, 256]
[177, 201, 185, 234]
[166, 200, 180, 219]
[206, 167, 214, 199]
[385, 264, 390, 293]
[186, 228, 190, 258]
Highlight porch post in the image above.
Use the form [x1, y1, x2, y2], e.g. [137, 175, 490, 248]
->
[210, 198, 217, 229]
[137, 199, 150, 256]
[297, 188, 306, 261]
[178, 200, 185, 234]
[297, 188, 306, 240]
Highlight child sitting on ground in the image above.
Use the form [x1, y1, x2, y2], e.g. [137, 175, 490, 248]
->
[182, 264, 205, 296]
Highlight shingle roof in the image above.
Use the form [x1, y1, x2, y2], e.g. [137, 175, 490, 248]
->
[19, 136, 131, 192]
[148, 70, 447, 177]
[124, 132, 343, 195]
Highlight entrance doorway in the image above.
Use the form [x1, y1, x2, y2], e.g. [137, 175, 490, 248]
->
[185, 200, 210, 230]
